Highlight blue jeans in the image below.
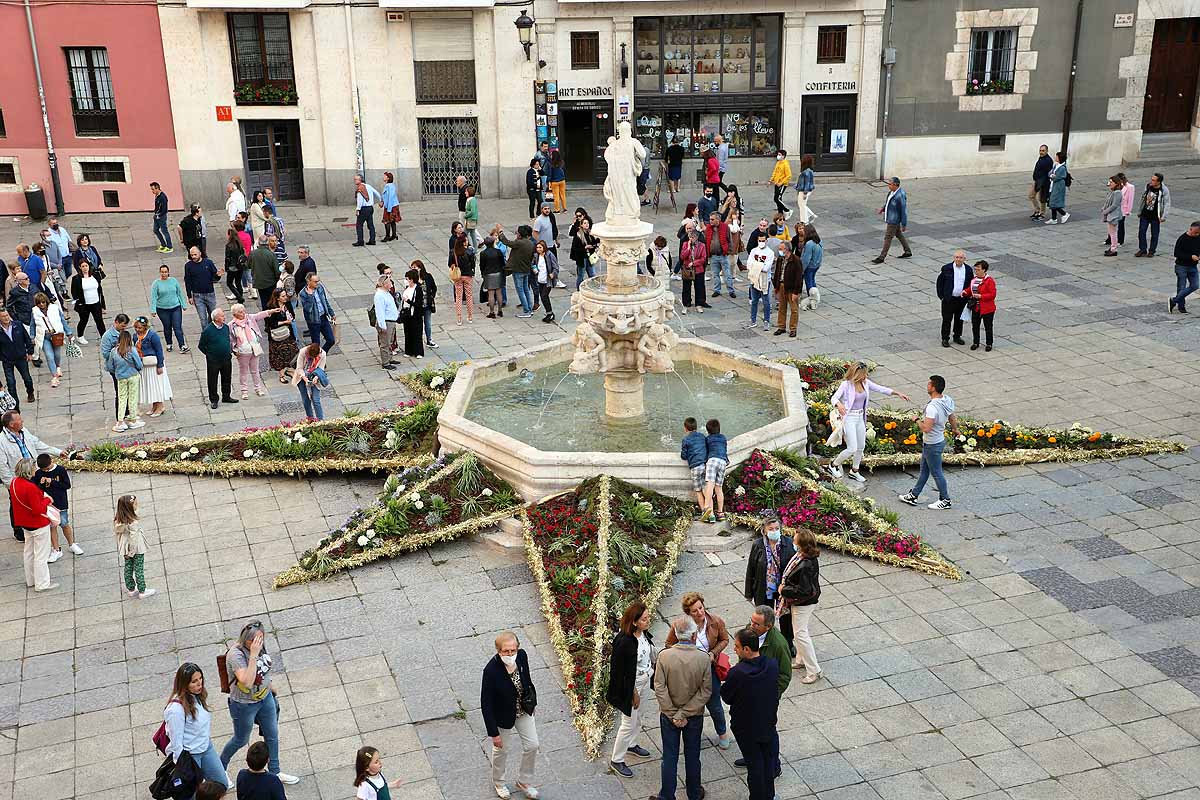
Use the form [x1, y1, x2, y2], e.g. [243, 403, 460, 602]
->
[706, 661, 727, 735]
[422, 306, 434, 342]
[803, 265, 819, 291]
[1138, 216, 1160, 254]
[41, 337, 63, 375]
[193, 293, 217, 331]
[299, 379, 324, 419]
[750, 285, 771, 325]
[156, 306, 185, 347]
[152, 217, 172, 249]
[657, 714, 703, 800]
[308, 317, 335, 350]
[1176, 264, 1200, 311]
[513, 272, 534, 313]
[221, 691, 281, 774]
[189, 742, 228, 793]
[60, 255, 73, 283]
[575, 258, 595, 289]
[710, 255, 733, 294]
[912, 440, 950, 501]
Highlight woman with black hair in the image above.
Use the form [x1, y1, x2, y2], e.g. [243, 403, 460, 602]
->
[163, 662, 228, 791]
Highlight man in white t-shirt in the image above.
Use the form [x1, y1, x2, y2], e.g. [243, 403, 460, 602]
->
[898, 374, 958, 510]
[746, 240, 776, 330]
[225, 182, 247, 222]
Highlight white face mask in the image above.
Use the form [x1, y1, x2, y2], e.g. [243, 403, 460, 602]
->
[776, 154, 784, 161]
[500, 654, 517, 667]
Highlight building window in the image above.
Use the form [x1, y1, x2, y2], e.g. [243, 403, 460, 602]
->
[417, 117, 480, 195]
[816, 26, 847, 63]
[635, 107, 778, 160]
[635, 14, 784, 96]
[978, 134, 1006, 150]
[968, 28, 1016, 94]
[228, 13, 297, 105]
[102, 190, 120, 207]
[412, 16, 476, 104]
[0, 164, 15, 185]
[79, 161, 127, 183]
[571, 32, 601, 70]
[65, 48, 119, 136]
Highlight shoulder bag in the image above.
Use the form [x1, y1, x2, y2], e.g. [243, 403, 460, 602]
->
[449, 255, 462, 283]
[714, 651, 731, 681]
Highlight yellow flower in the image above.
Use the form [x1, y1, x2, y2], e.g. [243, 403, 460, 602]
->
[1048, 437, 1057, 444]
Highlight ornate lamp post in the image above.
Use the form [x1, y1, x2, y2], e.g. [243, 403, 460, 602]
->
[515, 10, 535, 61]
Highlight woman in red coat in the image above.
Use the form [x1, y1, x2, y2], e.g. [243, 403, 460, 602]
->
[704, 149, 721, 197]
[11, 458, 56, 591]
[961, 259, 997, 351]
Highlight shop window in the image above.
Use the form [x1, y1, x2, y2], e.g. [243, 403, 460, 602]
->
[816, 26, 847, 64]
[639, 107, 779, 159]
[228, 13, 297, 105]
[65, 48, 119, 136]
[102, 190, 120, 207]
[635, 112, 664, 159]
[753, 16, 781, 90]
[412, 16, 476, 104]
[0, 164, 15, 185]
[979, 134, 1006, 150]
[571, 32, 600, 70]
[79, 161, 127, 183]
[635, 15, 782, 96]
[968, 28, 1016, 94]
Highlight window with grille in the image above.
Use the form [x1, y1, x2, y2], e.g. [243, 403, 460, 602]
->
[65, 48, 119, 136]
[228, 13, 297, 104]
[968, 28, 1016, 94]
[816, 26, 847, 63]
[79, 161, 127, 183]
[0, 164, 15, 185]
[412, 16, 476, 104]
[571, 32, 601, 70]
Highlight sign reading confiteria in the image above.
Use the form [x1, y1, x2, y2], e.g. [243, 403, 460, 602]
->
[805, 81, 857, 92]
[558, 86, 613, 98]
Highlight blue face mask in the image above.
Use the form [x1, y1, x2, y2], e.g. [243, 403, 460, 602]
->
[766, 529, 781, 542]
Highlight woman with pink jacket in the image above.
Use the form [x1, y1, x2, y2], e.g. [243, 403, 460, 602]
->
[826, 362, 910, 483]
[228, 303, 271, 399]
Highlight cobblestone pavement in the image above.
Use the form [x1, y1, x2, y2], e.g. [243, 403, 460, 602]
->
[3, 162, 1200, 799]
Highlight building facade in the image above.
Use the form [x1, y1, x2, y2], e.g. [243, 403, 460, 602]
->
[156, 0, 1200, 211]
[0, 1, 180, 216]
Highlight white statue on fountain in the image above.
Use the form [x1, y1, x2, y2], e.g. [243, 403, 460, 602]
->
[602, 120, 647, 226]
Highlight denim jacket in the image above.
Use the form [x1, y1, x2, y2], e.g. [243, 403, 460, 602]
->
[105, 348, 143, 379]
[298, 284, 335, 327]
[680, 431, 708, 468]
[884, 188, 908, 227]
[796, 168, 815, 193]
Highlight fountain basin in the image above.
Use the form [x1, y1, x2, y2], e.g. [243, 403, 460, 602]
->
[437, 338, 808, 500]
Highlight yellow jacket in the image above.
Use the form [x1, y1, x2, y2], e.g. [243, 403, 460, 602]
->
[770, 158, 792, 186]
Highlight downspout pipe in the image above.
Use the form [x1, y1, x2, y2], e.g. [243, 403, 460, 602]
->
[25, 0, 66, 215]
[878, 0, 896, 181]
[1061, 0, 1085, 154]
[345, 0, 365, 174]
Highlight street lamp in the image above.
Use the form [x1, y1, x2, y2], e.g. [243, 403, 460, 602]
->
[515, 10, 534, 61]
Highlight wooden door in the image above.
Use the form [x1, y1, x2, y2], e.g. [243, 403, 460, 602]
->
[801, 95, 856, 171]
[591, 107, 615, 185]
[1144, 18, 1200, 133]
[240, 120, 305, 201]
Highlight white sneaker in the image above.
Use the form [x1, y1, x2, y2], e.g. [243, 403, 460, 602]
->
[112, 422, 128, 433]
[846, 470, 867, 483]
[555, 281, 567, 289]
[928, 499, 952, 510]
[825, 464, 843, 479]
[225, 293, 237, 300]
[495, 785, 512, 800]
[277, 773, 300, 785]
[138, 588, 157, 598]
[746, 321, 759, 329]
[681, 307, 688, 314]
[1060, 213, 1071, 224]
[47, 549, 63, 563]
[1043, 218, 1058, 225]
[670, 274, 682, 281]
[128, 419, 146, 429]
[69, 543, 84, 555]
[784, 209, 794, 220]
[76, 337, 88, 345]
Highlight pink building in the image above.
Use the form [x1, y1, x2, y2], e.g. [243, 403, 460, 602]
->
[0, 1, 181, 216]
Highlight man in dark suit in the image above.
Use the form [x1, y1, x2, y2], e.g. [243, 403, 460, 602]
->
[294, 246, 317, 291]
[721, 628, 780, 800]
[0, 309, 35, 410]
[937, 249, 970, 347]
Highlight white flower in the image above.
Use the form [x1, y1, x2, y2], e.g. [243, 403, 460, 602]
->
[413, 500, 424, 510]
[135, 450, 147, 459]
[481, 488, 493, 497]
[764, 470, 775, 478]
[967, 437, 978, 447]
[632, 492, 641, 499]
[430, 376, 445, 388]
[357, 535, 369, 547]
[179, 452, 189, 460]
[294, 432, 304, 441]
[365, 528, 376, 539]
[189, 447, 199, 455]
[800, 381, 810, 390]
[243, 449, 255, 458]
[956, 434, 967, 442]
[397, 483, 406, 492]
[734, 486, 746, 497]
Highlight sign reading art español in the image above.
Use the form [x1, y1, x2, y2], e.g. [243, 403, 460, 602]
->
[558, 86, 614, 98]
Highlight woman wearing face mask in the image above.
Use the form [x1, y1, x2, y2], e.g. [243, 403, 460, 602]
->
[481, 631, 540, 800]
[769, 149, 793, 218]
[744, 511, 796, 660]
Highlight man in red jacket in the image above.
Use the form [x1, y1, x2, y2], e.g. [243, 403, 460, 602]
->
[705, 212, 736, 299]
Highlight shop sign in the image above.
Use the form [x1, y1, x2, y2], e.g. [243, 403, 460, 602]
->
[830, 129, 849, 154]
[805, 81, 856, 93]
[1114, 13, 1134, 27]
[618, 95, 630, 121]
[558, 86, 613, 98]
[215, 105, 232, 122]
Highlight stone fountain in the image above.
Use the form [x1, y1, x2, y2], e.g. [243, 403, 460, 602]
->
[566, 120, 677, 418]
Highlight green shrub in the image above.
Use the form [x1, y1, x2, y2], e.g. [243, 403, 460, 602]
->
[87, 442, 126, 463]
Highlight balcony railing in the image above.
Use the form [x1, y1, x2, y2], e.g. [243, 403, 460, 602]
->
[234, 81, 298, 106]
[415, 60, 477, 104]
[70, 105, 119, 137]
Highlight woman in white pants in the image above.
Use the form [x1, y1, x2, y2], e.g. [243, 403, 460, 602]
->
[11, 458, 57, 591]
[606, 602, 656, 778]
[778, 527, 823, 684]
[826, 361, 909, 483]
[481, 631, 540, 800]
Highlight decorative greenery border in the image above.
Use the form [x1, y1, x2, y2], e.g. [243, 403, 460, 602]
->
[396, 363, 459, 404]
[522, 476, 691, 759]
[728, 450, 963, 581]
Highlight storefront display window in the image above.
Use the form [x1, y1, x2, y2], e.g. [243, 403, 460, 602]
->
[635, 112, 664, 159]
[753, 16, 781, 89]
[635, 14, 781, 97]
[635, 108, 778, 160]
[634, 19, 661, 95]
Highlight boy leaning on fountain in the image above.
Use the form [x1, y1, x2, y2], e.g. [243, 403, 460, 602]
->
[680, 417, 709, 517]
[702, 419, 730, 524]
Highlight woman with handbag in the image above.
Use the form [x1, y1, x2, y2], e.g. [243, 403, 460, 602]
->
[569, 217, 600, 290]
[32, 293, 67, 389]
[161, 662, 228, 793]
[481, 631, 540, 800]
[413, 260, 438, 350]
[679, 227, 709, 313]
[605, 602, 656, 778]
[71, 233, 104, 287]
[533, 240, 558, 324]
[133, 316, 172, 417]
[778, 527, 823, 684]
[265, 288, 299, 383]
[249, 190, 268, 243]
[666, 591, 733, 750]
[223, 228, 246, 304]
[450, 234, 476, 326]
[228, 303, 271, 400]
[961, 259, 998, 352]
[380, 171, 402, 242]
[291, 342, 328, 420]
[12, 458, 57, 592]
[399, 269, 425, 359]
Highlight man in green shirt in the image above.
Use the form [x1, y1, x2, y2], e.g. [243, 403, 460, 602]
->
[247, 235, 279, 311]
[198, 307, 236, 409]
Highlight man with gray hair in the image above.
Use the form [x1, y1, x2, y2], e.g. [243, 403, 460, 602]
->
[353, 174, 381, 247]
[936, 249, 970, 347]
[294, 245, 317, 290]
[872, 176, 912, 264]
[198, 307, 236, 409]
[652, 616, 712, 800]
[226, 180, 247, 221]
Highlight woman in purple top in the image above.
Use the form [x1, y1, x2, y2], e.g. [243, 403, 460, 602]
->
[826, 362, 909, 483]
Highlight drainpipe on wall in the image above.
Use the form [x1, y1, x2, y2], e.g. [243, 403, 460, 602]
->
[878, 0, 897, 181]
[1060, 0, 1085, 154]
[345, 0, 365, 174]
[24, 0, 65, 215]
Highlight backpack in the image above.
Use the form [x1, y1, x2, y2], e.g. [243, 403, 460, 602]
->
[1064, 171, 1073, 188]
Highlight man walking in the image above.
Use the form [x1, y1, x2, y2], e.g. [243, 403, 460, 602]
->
[0, 310, 35, 411]
[178, 204, 206, 259]
[1028, 144, 1053, 221]
[705, 212, 735, 299]
[872, 177, 911, 263]
[722, 628, 780, 800]
[937, 250, 970, 347]
[183, 246, 223, 330]
[1135, 173, 1171, 258]
[294, 246, 317, 289]
[248, 235, 279, 311]
[299, 272, 337, 350]
[352, 174, 381, 247]
[150, 181, 173, 253]
[652, 616, 712, 800]
[199, 308, 237, 409]
[44, 216, 73, 281]
[1170, 220, 1200, 314]
[899, 375, 958, 510]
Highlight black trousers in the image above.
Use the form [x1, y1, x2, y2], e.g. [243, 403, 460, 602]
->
[355, 207, 376, 244]
[682, 272, 707, 307]
[226, 270, 244, 303]
[206, 358, 232, 402]
[538, 283, 553, 316]
[527, 189, 540, 219]
[971, 311, 995, 346]
[940, 297, 967, 342]
[733, 733, 778, 800]
[76, 304, 105, 337]
[2, 359, 33, 409]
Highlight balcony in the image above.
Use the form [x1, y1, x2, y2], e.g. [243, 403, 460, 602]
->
[234, 81, 298, 106]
